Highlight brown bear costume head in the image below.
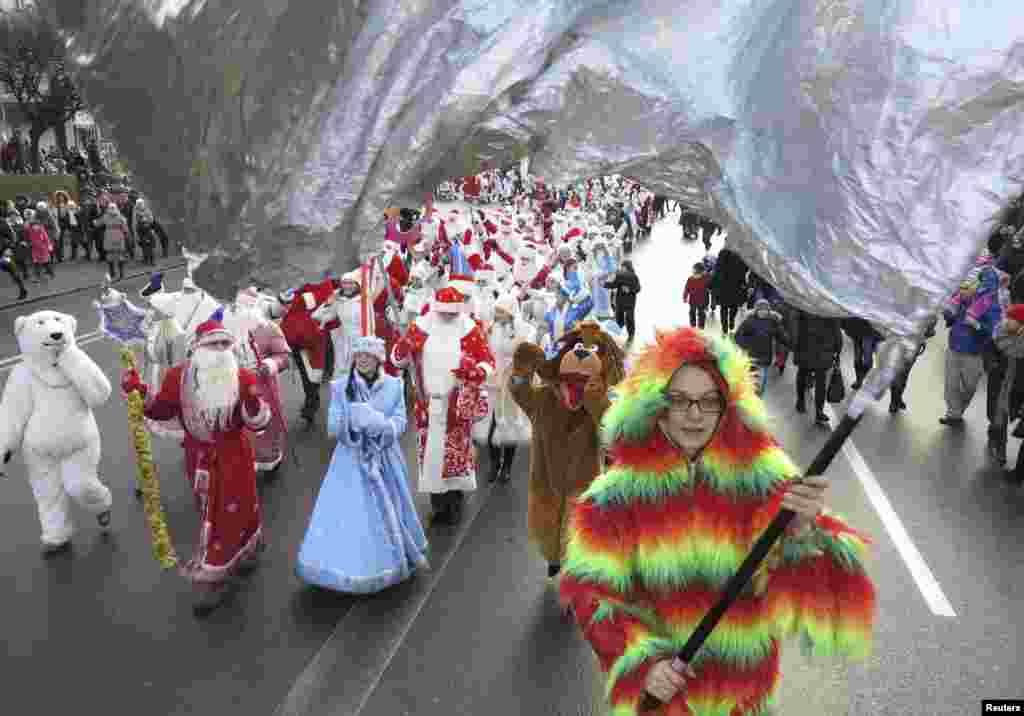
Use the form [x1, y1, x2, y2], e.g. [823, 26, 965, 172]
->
[538, 321, 626, 411]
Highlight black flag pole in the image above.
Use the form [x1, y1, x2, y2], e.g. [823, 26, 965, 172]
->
[637, 337, 915, 711]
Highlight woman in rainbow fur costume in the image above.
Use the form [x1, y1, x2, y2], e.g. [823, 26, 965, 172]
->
[560, 326, 876, 716]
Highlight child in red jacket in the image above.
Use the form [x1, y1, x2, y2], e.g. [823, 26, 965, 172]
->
[683, 262, 710, 328]
[24, 210, 54, 282]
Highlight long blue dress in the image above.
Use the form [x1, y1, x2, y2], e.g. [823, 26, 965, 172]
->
[296, 371, 429, 593]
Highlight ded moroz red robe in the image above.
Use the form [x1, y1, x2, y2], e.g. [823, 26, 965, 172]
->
[280, 278, 341, 384]
[363, 251, 408, 377]
[222, 306, 292, 471]
[143, 365, 272, 588]
[392, 311, 495, 493]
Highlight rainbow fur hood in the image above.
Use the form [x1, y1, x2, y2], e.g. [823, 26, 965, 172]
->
[561, 327, 877, 716]
[601, 325, 798, 494]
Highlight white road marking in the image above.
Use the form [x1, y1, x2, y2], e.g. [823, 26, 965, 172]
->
[824, 404, 957, 617]
[0, 331, 105, 372]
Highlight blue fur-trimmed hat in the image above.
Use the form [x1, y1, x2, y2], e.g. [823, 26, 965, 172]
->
[139, 272, 164, 298]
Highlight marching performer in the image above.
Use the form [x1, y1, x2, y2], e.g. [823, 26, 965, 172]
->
[296, 331, 428, 593]
[121, 311, 273, 615]
[222, 289, 292, 474]
[392, 280, 495, 526]
[482, 292, 534, 483]
[280, 276, 340, 421]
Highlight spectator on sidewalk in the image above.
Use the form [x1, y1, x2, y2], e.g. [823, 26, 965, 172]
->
[8, 211, 30, 281]
[97, 204, 129, 280]
[24, 209, 54, 283]
[35, 201, 61, 263]
[132, 198, 157, 265]
[0, 213, 27, 300]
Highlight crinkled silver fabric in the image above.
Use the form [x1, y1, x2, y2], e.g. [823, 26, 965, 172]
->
[44, 0, 1024, 338]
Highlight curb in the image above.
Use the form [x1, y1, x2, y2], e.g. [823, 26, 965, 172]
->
[0, 262, 188, 312]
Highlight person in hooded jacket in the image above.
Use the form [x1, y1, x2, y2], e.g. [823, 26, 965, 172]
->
[604, 260, 641, 343]
[790, 309, 843, 425]
[560, 326, 876, 716]
[735, 299, 790, 396]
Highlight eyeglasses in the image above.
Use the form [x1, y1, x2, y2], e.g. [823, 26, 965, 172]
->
[665, 392, 725, 415]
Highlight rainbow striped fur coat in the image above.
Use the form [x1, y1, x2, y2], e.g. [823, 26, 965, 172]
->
[560, 327, 876, 716]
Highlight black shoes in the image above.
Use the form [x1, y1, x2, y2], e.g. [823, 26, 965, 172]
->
[498, 463, 512, 483]
[939, 416, 965, 426]
[431, 492, 464, 525]
[795, 400, 806, 414]
[889, 399, 907, 414]
[815, 412, 830, 425]
[547, 562, 561, 578]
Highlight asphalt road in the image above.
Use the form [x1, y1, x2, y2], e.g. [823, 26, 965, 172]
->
[0, 209, 1020, 716]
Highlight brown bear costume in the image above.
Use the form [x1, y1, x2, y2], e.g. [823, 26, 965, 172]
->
[509, 321, 626, 577]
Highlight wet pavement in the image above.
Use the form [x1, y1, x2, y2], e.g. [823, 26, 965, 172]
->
[0, 208, 1020, 716]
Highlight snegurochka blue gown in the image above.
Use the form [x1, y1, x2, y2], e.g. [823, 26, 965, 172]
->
[296, 370, 428, 593]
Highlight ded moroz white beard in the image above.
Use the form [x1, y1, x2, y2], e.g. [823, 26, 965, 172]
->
[187, 346, 240, 433]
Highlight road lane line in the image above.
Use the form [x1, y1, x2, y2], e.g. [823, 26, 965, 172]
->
[824, 404, 957, 617]
[0, 331, 105, 372]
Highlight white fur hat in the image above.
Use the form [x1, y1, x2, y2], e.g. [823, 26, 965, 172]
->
[351, 335, 386, 361]
[494, 292, 519, 317]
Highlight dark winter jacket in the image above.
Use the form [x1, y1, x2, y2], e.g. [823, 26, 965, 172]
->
[605, 268, 641, 309]
[709, 248, 748, 307]
[790, 311, 843, 370]
[735, 312, 790, 365]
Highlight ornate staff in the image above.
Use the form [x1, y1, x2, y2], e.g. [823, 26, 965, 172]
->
[95, 275, 178, 569]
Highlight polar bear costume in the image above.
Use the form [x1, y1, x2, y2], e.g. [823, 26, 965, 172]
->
[0, 310, 113, 550]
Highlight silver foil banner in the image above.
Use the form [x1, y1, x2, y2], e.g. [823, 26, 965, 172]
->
[40, 0, 1024, 338]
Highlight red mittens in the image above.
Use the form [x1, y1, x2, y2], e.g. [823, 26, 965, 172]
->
[121, 368, 147, 397]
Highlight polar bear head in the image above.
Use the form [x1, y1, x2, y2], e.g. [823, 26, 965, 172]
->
[14, 310, 78, 366]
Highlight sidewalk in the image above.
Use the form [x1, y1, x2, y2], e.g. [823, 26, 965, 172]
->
[0, 254, 186, 311]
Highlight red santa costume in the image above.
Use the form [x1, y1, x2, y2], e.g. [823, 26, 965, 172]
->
[280, 276, 341, 419]
[363, 242, 408, 377]
[123, 314, 272, 613]
[392, 282, 495, 524]
[222, 289, 292, 472]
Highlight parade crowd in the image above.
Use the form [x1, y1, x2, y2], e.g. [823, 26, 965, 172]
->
[5, 163, 1023, 714]
[0, 178, 171, 301]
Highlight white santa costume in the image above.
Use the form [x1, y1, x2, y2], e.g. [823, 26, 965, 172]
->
[475, 293, 533, 482]
[401, 262, 433, 326]
[470, 264, 497, 327]
[311, 270, 374, 381]
[139, 274, 189, 443]
[391, 282, 495, 525]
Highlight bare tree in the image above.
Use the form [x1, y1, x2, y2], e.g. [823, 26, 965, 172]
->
[0, 6, 83, 172]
